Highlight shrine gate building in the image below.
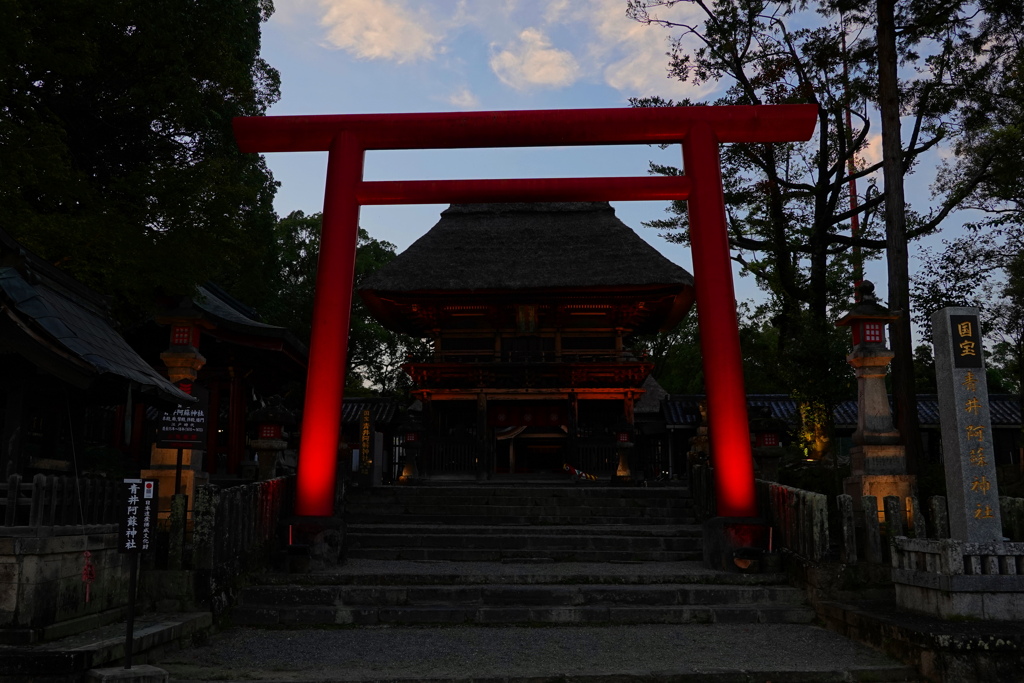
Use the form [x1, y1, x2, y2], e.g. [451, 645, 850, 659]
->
[360, 202, 694, 479]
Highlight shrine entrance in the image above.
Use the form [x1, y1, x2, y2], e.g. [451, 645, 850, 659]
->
[497, 431, 567, 475]
[233, 105, 818, 520]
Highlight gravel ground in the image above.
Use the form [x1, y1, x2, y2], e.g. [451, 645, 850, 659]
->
[158, 623, 907, 682]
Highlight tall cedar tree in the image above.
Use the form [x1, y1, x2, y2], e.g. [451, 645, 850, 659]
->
[0, 0, 281, 322]
[627, 0, 1021, 463]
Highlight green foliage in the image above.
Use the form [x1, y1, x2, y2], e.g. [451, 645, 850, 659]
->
[911, 234, 1024, 396]
[632, 314, 703, 393]
[0, 0, 281, 321]
[628, 0, 1023, 465]
[261, 211, 427, 396]
[913, 344, 937, 394]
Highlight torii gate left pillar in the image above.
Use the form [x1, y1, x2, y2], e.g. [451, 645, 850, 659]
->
[234, 106, 817, 568]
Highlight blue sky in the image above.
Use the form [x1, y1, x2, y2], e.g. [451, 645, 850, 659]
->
[257, 0, 946, 308]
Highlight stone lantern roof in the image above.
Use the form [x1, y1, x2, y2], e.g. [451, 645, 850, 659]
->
[834, 281, 899, 328]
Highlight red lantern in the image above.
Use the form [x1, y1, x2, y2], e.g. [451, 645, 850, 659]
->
[170, 324, 200, 348]
[259, 424, 283, 440]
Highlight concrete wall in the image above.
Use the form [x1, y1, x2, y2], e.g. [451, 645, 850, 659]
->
[0, 525, 133, 643]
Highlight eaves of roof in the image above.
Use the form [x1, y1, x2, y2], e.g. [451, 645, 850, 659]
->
[0, 267, 192, 406]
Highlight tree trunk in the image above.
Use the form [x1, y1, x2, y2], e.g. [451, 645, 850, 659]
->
[877, 0, 923, 473]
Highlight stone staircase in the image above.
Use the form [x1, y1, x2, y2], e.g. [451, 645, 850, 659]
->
[231, 483, 816, 627]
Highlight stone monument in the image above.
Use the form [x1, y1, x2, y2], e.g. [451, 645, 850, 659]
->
[889, 306, 1024, 619]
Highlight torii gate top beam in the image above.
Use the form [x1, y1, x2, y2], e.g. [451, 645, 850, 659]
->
[233, 105, 816, 153]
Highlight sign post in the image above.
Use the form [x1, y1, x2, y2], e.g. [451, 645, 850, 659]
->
[119, 478, 158, 669]
[932, 307, 1002, 542]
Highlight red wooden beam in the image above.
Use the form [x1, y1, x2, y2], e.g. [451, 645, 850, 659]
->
[356, 176, 691, 205]
[234, 105, 817, 153]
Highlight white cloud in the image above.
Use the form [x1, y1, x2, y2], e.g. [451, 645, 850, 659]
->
[549, 0, 711, 99]
[447, 87, 480, 109]
[542, 0, 572, 24]
[489, 28, 581, 90]
[317, 0, 442, 63]
[861, 133, 883, 168]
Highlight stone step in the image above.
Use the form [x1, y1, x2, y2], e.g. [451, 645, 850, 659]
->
[347, 491, 694, 509]
[155, 623, 920, 683]
[231, 602, 816, 627]
[240, 583, 808, 609]
[350, 496, 696, 509]
[348, 507, 692, 524]
[352, 485, 692, 498]
[344, 547, 703, 562]
[347, 523, 702, 536]
[345, 513, 693, 525]
[346, 532, 703, 552]
[252, 560, 792, 587]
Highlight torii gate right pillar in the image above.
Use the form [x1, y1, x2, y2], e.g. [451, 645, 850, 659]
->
[684, 123, 768, 570]
[684, 122, 756, 519]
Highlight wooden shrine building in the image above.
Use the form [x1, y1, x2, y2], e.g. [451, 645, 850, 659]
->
[360, 203, 694, 479]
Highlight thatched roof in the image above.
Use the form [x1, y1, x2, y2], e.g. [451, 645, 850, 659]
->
[361, 203, 693, 293]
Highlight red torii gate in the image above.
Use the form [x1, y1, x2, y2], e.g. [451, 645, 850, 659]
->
[234, 106, 817, 520]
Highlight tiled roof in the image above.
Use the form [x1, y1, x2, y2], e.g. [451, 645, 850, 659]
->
[663, 394, 1021, 428]
[0, 267, 191, 405]
[193, 283, 308, 360]
[341, 398, 400, 426]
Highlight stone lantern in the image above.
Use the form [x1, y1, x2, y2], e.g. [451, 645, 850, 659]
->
[249, 397, 294, 480]
[397, 411, 423, 482]
[749, 405, 786, 482]
[613, 416, 635, 481]
[835, 281, 915, 513]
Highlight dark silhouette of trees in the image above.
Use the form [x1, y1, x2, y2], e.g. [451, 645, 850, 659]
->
[0, 0, 281, 321]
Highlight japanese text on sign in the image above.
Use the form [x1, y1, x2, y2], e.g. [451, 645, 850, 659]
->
[958, 368, 997, 529]
[950, 315, 983, 369]
[119, 479, 158, 553]
[359, 409, 372, 476]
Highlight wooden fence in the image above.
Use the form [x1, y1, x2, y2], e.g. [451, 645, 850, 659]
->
[1, 473, 120, 530]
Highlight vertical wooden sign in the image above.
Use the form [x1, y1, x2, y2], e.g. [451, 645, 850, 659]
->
[360, 409, 372, 477]
[932, 307, 1002, 542]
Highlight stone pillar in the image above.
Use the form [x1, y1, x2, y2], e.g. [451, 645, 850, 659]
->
[933, 307, 1003, 542]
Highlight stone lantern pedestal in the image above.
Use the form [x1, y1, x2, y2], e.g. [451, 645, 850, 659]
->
[835, 282, 915, 518]
[843, 348, 915, 515]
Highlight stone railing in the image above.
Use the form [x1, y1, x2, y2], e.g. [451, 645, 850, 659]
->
[143, 476, 294, 616]
[887, 496, 1024, 620]
[753, 486, 1024, 566]
[891, 537, 1024, 620]
[191, 476, 292, 573]
[756, 480, 830, 562]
